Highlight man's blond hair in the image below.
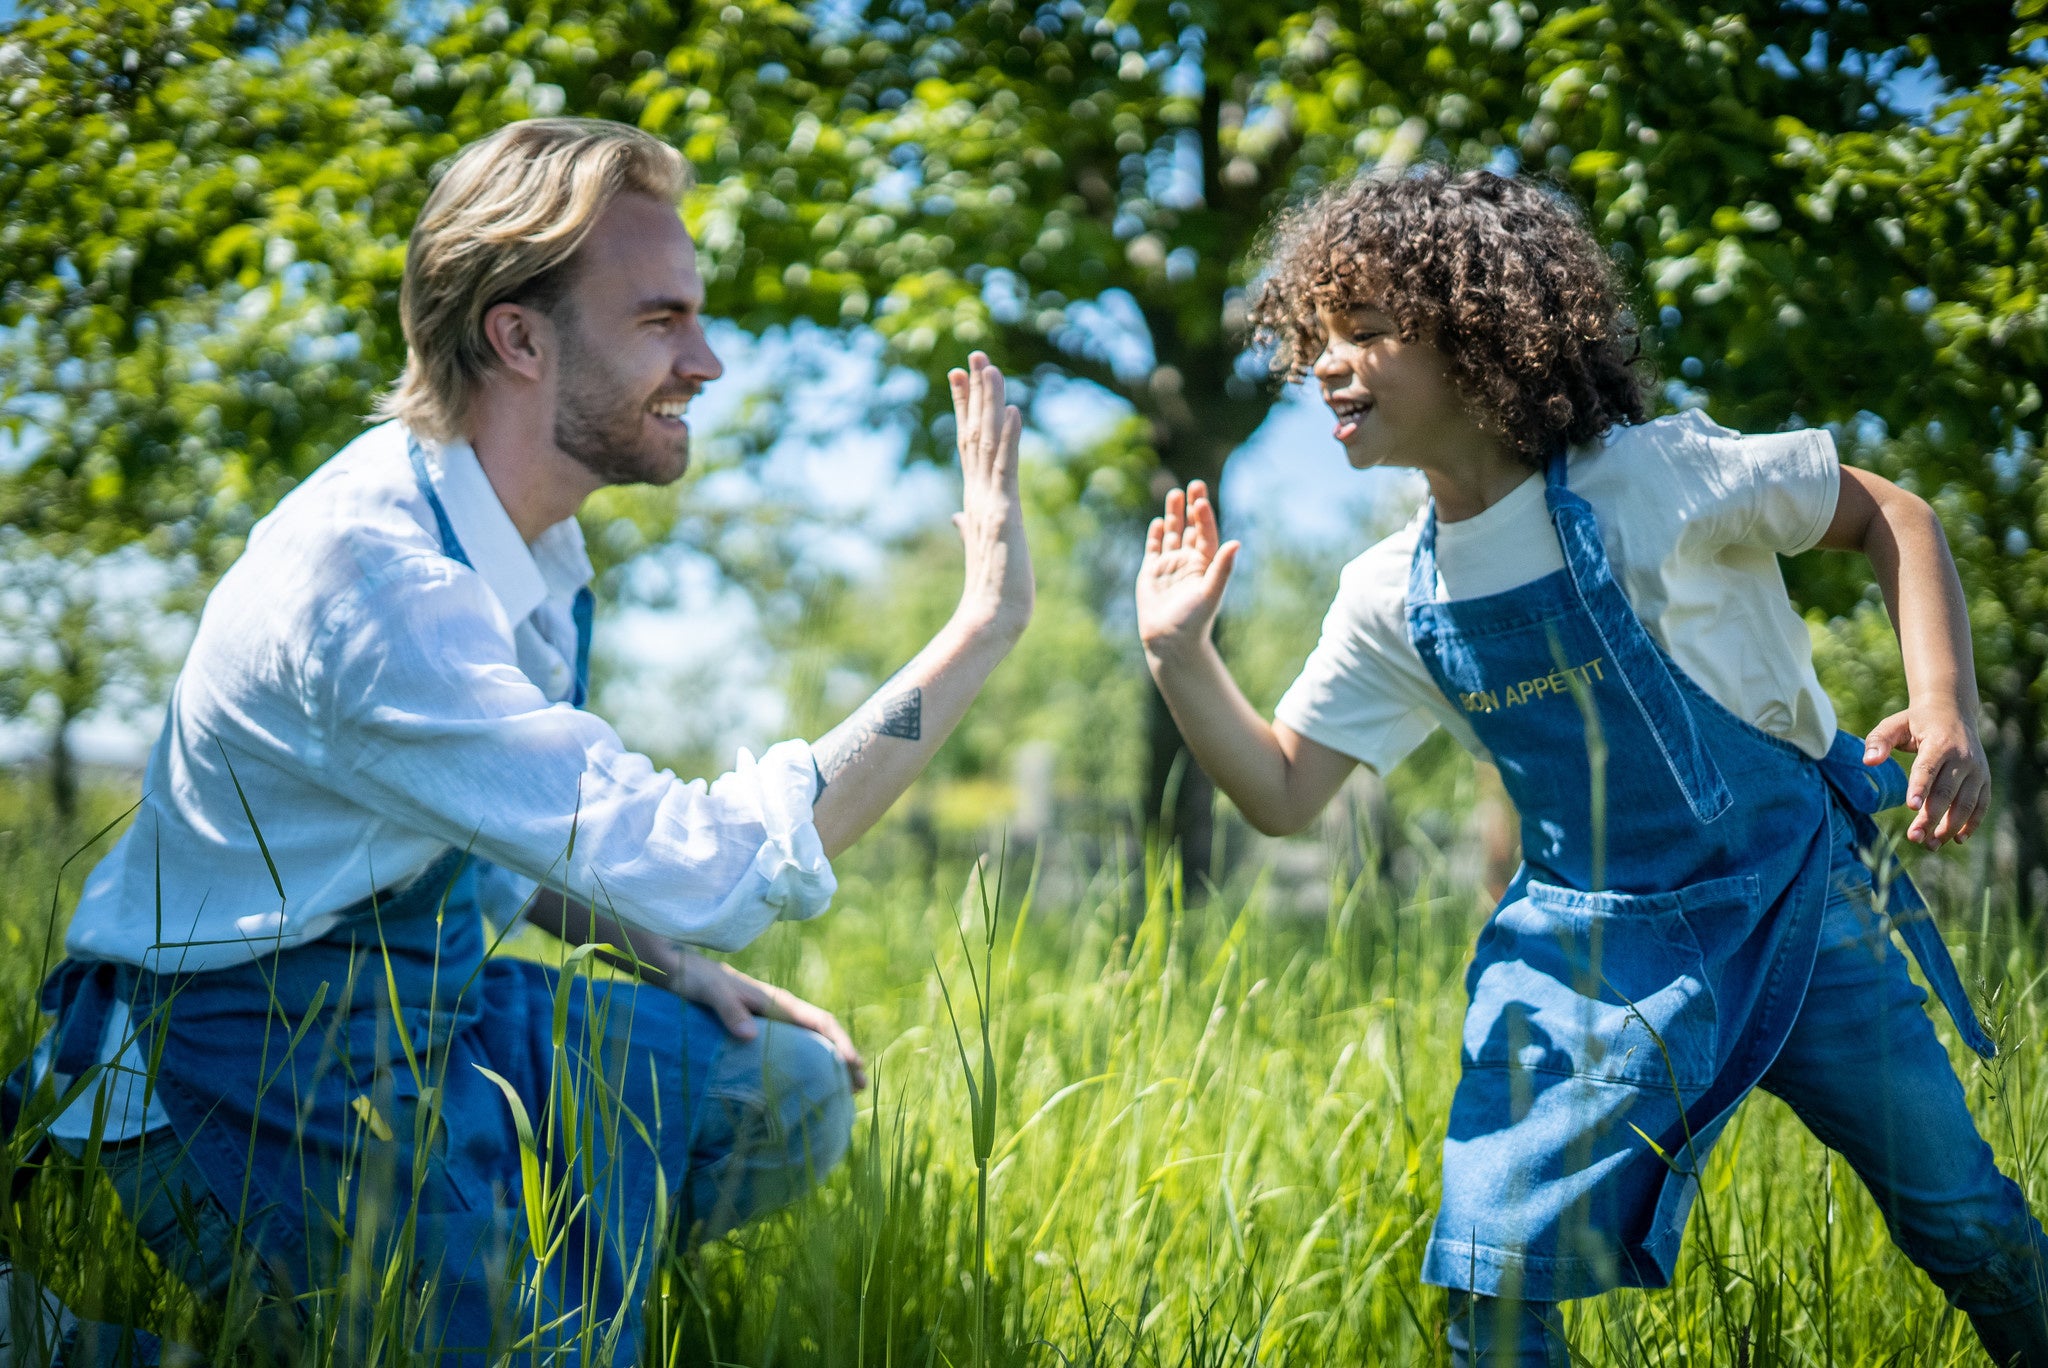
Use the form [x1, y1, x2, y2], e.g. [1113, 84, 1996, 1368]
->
[376, 118, 689, 441]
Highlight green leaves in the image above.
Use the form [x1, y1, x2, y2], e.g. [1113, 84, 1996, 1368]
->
[0, 1, 443, 560]
[3, 0, 2043, 887]
[473, 1064, 550, 1257]
[935, 855, 1003, 1169]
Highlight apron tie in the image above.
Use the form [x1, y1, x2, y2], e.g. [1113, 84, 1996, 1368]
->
[1817, 730, 1998, 1059]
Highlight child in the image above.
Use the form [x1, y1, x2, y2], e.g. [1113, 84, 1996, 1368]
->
[1134, 167, 2047, 1366]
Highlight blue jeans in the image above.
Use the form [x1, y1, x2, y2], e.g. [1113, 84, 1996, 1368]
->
[1451, 817, 2047, 1366]
[51, 1016, 852, 1367]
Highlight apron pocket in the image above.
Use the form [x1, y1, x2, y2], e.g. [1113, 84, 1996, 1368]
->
[1465, 874, 1756, 1092]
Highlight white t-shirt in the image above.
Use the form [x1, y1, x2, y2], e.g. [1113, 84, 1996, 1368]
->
[1274, 411, 1843, 773]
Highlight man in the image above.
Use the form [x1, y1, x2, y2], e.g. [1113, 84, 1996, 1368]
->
[18, 117, 1034, 1365]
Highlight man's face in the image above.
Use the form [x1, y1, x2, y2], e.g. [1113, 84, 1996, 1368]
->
[1311, 303, 1477, 471]
[548, 192, 722, 487]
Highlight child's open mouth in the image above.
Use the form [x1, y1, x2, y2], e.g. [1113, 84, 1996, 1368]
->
[1329, 396, 1372, 441]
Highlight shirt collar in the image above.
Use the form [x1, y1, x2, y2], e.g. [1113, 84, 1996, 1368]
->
[421, 436, 591, 625]
[530, 514, 595, 602]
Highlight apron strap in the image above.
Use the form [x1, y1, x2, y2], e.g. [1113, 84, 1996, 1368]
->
[406, 431, 593, 708]
[405, 433, 474, 570]
[1406, 502, 1442, 611]
[4, 960, 129, 1157]
[40, 958, 131, 1079]
[1818, 729, 1999, 1058]
[1541, 451, 1733, 824]
[571, 585, 594, 708]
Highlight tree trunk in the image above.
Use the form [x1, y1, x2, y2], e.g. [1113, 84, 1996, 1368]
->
[2004, 679, 2045, 923]
[1145, 678, 1215, 889]
[49, 709, 76, 828]
[1120, 62, 1281, 890]
[1135, 353, 1270, 892]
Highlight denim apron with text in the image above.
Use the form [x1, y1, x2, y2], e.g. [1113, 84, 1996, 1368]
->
[33, 438, 711, 1365]
[1408, 452, 1994, 1301]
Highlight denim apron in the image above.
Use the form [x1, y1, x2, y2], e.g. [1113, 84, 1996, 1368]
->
[1410, 452, 1994, 1301]
[29, 439, 712, 1365]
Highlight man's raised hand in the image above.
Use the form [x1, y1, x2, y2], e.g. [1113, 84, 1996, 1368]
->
[1136, 479, 1240, 666]
[948, 352, 1033, 641]
[808, 351, 1034, 857]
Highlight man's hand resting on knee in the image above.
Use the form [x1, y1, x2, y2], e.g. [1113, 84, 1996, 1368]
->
[673, 949, 867, 1090]
[524, 892, 866, 1089]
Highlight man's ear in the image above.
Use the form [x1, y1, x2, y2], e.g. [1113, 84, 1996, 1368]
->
[482, 301, 551, 383]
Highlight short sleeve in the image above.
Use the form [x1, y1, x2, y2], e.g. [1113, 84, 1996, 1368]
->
[1730, 427, 1841, 555]
[1272, 539, 1444, 775]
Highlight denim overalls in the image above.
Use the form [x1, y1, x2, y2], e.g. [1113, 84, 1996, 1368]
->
[25, 442, 757, 1366]
[1407, 452, 2000, 1302]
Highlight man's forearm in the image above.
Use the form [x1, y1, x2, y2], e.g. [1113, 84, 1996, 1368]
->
[810, 611, 1019, 857]
[524, 888, 683, 989]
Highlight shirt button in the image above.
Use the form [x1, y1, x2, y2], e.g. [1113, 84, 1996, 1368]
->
[548, 660, 570, 697]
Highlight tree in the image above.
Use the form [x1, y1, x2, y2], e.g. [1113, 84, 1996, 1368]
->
[0, 533, 185, 821]
[595, 0, 2045, 881]
[3, 0, 2042, 897]
[0, 0, 436, 561]
[1770, 34, 2048, 916]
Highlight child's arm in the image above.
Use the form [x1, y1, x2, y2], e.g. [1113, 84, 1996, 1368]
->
[1135, 481, 1358, 836]
[1814, 465, 1988, 848]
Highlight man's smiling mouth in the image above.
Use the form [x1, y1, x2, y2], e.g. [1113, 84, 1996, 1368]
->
[647, 397, 692, 425]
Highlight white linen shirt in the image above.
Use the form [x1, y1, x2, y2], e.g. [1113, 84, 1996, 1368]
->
[66, 420, 836, 977]
[1275, 411, 1843, 773]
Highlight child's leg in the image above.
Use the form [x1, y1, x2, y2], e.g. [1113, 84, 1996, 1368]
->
[1444, 1291, 1568, 1367]
[1759, 844, 2048, 1360]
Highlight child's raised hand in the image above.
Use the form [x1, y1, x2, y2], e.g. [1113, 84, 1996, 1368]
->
[1864, 704, 1990, 849]
[1136, 479, 1240, 664]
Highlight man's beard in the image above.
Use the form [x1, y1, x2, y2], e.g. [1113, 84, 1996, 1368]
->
[552, 321, 690, 487]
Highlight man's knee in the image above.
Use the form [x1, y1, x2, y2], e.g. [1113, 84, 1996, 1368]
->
[756, 1021, 854, 1179]
[686, 1019, 853, 1237]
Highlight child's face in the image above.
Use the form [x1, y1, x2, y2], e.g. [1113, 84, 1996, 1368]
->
[1312, 304, 1486, 472]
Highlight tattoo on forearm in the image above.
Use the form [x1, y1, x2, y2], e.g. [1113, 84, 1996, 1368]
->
[873, 688, 923, 740]
[815, 685, 923, 790]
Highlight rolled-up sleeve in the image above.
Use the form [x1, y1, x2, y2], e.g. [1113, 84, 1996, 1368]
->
[701, 739, 837, 933]
[307, 559, 835, 950]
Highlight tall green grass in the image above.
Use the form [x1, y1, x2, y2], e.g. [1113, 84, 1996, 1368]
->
[2, 781, 2043, 1366]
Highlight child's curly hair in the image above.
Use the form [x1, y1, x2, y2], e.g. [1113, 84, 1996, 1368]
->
[1249, 167, 1648, 466]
